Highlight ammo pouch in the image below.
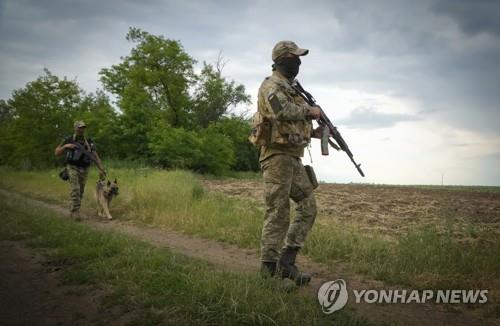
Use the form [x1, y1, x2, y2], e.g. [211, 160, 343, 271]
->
[66, 146, 92, 165]
[270, 119, 312, 147]
[248, 111, 271, 147]
[59, 167, 69, 181]
[66, 148, 83, 164]
[304, 165, 319, 190]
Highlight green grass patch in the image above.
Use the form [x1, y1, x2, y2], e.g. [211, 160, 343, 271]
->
[201, 170, 261, 181]
[304, 221, 500, 289]
[0, 194, 369, 325]
[1, 167, 499, 292]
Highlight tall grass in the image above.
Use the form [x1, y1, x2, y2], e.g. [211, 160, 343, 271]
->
[0, 167, 263, 248]
[304, 222, 500, 289]
[1, 167, 499, 292]
[0, 194, 370, 325]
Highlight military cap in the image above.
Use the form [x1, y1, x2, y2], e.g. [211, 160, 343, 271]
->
[272, 41, 309, 62]
[74, 120, 86, 128]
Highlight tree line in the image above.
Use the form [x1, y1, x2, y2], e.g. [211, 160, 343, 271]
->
[0, 28, 259, 174]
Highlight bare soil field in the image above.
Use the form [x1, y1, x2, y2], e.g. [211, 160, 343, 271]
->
[202, 180, 500, 240]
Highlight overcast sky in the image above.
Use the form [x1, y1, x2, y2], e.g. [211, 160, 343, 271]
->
[1, 0, 499, 185]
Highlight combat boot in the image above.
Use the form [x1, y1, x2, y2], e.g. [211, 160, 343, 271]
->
[278, 246, 311, 286]
[260, 261, 277, 278]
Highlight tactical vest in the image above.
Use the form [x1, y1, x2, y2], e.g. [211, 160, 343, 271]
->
[65, 135, 94, 167]
[251, 75, 312, 148]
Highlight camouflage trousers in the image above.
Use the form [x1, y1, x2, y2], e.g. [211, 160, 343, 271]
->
[67, 164, 89, 213]
[260, 154, 317, 262]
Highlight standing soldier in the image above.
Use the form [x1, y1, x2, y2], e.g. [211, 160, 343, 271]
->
[256, 41, 322, 286]
[55, 121, 105, 221]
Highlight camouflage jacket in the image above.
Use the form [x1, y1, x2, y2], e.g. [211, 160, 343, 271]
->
[257, 70, 313, 162]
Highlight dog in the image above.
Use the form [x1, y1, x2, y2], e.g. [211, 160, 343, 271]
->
[95, 178, 119, 220]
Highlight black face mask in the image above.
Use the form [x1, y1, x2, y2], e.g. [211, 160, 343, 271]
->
[274, 57, 301, 79]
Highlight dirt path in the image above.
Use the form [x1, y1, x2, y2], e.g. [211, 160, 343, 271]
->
[0, 240, 132, 326]
[0, 189, 497, 326]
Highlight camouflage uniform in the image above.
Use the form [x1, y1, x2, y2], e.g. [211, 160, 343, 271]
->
[67, 164, 89, 213]
[59, 121, 97, 218]
[258, 41, 317, 264]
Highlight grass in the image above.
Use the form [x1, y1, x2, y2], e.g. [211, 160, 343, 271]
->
[201, 170, 262, 181]
[304, 221, 500, 289]
[1, 166, 499, 292]
[0, 193, 370, 325]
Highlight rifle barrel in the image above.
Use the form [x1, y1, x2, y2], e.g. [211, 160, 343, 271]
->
[292, 80, 365, 177]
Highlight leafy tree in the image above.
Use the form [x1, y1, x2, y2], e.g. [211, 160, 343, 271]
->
[208, 117, 259, 171]
[148, 125, 235, 175]
[148, 126, 202, 169]
[1, 69, 117, 168]
[0, 99, 14, 123]
[1, 28, 257, 174]
[3, 69, 85, 167]
[100, 27, 197, 159]
[0, 100, 15, 165]
[192, 62, 251, 128]
[99, 30, 252, 166]
[78, 90, 121, 159]
[195, 127, 235, 175]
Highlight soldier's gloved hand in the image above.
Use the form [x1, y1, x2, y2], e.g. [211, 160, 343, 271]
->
[312, 126, 325, 139]
[307, 106, 321, 120]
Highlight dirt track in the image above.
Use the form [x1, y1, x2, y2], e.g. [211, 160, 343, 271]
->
[0, 188, 498, 326]
[0, 240, 132, 325]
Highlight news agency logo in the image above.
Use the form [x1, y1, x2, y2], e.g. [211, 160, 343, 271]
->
[317, 279, 349, 314]
[317, 279, 489, 314]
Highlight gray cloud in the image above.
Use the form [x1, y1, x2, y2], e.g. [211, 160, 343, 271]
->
[337, 107, 420, 129]
[294, 0, 500, 134]
[1, 0, 499, 133]
[431, 0, 500, 37]
[1, 0, 500, 185]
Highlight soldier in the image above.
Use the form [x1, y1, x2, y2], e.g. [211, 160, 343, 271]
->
[55, 121, 105, 221]
[257, 41, 322, 286]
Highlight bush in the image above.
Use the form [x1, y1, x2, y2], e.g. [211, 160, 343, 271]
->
[148, 127, 202, 169]
[148, 126, 234, 175]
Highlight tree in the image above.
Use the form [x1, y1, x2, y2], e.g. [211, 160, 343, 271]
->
[195, 127, 235, 175]
[78, 90, 121, 159]
[1, 69, 117, 168]
[99, 28, 252, 168]
[0, 100, 15, 165]
[148, 126, 202, 169]
[1, 28, 257, 173]
[100, 27, 197, 159]
[148, 124, 235, 175]
[208, 117, 259, 171]
[3, 69, 85, 167]
[192, 62, 251, 128]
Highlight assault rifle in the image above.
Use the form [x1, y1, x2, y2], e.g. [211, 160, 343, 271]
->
[292, 80, 365, 177]
[70, 142, 107, 177]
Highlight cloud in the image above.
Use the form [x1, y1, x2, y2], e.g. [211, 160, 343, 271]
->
[337, 107, 420, 129]
[431, 0, 500, 38]
[1, 0, 500, 184]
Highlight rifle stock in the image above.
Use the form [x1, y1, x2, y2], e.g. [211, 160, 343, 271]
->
[292, 80, 365, 177]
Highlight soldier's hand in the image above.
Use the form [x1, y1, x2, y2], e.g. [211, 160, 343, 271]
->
[99, 171, 106, 180]
[64, 144, 77, 150]
[312, 126, 325, 139]
[307, 106, 321, 120]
